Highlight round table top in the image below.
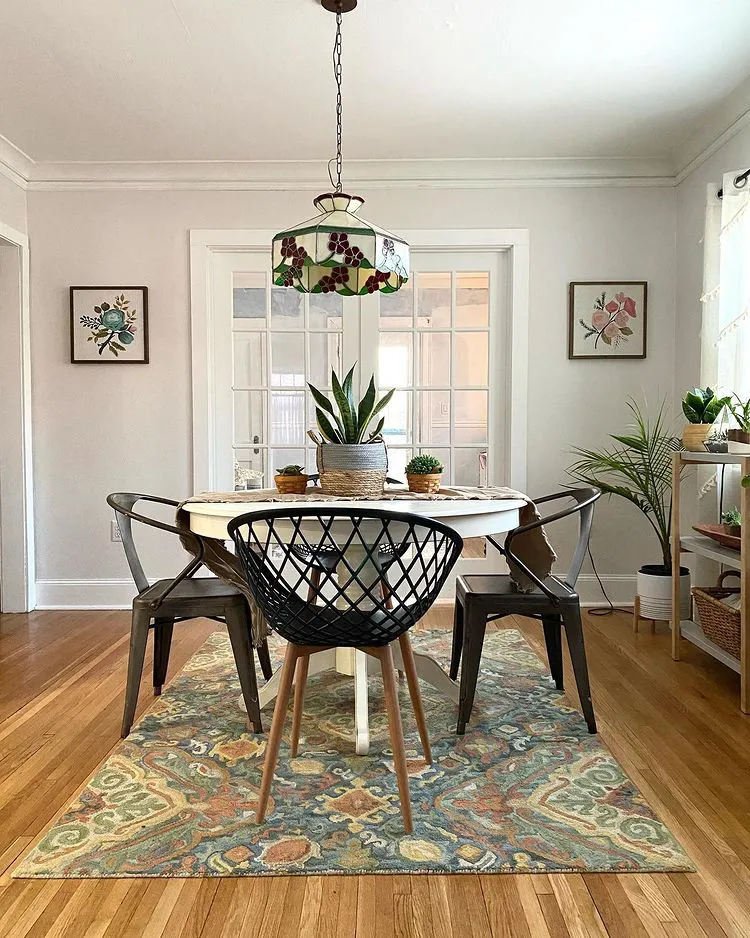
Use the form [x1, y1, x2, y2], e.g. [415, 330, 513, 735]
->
[182, 496, 526, 539]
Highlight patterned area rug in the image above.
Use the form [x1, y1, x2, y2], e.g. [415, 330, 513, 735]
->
[14, 629, 692, 878]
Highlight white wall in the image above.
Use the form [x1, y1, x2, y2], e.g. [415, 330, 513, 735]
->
[0, 174, 27, 234]
[27, 185, 677, 607]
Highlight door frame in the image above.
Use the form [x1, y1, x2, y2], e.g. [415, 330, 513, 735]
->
[0, 219, 35, 612]
[190, 228, 529, 494]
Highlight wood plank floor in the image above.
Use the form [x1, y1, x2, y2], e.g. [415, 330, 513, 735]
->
[1, 607, 750, 937]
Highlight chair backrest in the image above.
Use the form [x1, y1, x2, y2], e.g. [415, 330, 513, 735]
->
[106, 493, 204, 597]
[228, 506, 463, 647]
[492, 488, 600, 599]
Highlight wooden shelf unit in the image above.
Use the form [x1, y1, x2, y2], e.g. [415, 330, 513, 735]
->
[671, 452, 750, 712]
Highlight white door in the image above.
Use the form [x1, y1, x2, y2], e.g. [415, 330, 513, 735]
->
[210, 249, 507, 496]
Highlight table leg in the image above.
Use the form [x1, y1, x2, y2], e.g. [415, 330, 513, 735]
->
[391, 641, 460, 704]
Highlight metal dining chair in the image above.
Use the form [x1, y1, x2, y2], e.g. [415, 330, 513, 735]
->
[107, 493, 273, 738]
[229, 506, 463, 833]
[450, 487, 601, 736]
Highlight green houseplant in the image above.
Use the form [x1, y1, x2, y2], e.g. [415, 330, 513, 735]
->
[721, 507, 742, 537]
[274, 464, 308, 495]
[405, 454, 444, 494]
[727, 394, 750, 453]
[681, 387, 731, 451]
[569, 399, 690, 621]
[307, 364, 394, 496]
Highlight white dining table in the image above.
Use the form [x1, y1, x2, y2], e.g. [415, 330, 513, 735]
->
[183, 495, 525, 754]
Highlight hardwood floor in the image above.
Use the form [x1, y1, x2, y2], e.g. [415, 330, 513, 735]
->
[1, 606, 750, 937]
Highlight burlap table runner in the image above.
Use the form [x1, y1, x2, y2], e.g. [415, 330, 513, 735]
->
[176, 486, 556, 646]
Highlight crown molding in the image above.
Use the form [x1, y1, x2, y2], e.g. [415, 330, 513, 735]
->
[21, 156, 675, 191]
[672, 75, 750, 184]
[0, 134, 33, 189]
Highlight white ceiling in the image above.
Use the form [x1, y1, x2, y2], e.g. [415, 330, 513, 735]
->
[1, 0, 749, 165]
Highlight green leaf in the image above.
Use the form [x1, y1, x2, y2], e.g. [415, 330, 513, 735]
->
[331, 368, 356, 442]
[367, 387, 395, 427]
[601, 333, 612, 345]
[367, 415, 385, 441]
[620, 327, 633, 336]
[110, 342, 126, 352]
[315, 409, 343, 444]
[356, 376, 377, 443]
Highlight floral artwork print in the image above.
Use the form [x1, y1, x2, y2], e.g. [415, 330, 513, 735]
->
[79, 294, 137, 357]
[579, 290, 637, 349]
[568, 282, 647, 359]
[70, 287, 149, 364]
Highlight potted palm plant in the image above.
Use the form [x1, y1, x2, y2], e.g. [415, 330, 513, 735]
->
[727, 394, 750, 453]
[681, 387, 731, 451]
[307, 364, 394, 496]
[569, 400, 690, 621]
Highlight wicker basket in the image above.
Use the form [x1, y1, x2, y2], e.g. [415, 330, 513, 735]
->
[406, 473, 442, 494]
[317, 442, 387, 497]
[692, 571, 741, 658]
[274, 474, 309, 495]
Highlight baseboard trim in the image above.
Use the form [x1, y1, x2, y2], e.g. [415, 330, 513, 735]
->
[35, 575, 636, 611]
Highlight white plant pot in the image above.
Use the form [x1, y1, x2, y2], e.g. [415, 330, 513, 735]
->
[636, 566, 691, 622]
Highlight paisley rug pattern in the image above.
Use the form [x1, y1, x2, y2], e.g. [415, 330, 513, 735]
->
[14, 629, 692, 877]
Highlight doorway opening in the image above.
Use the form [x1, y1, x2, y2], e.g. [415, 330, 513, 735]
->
[0, 222, 34, 612]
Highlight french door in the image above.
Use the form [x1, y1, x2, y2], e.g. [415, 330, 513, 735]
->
[210, 249, 505, 495]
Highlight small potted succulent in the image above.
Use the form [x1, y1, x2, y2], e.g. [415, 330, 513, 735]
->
[274, 464, 309, 495]
[307, 364, 394, 496]
[681, 387, 731, 452]
[721, 508, 742, 538]
[405, 454, 444, 494]
[727, 395, 750, 453]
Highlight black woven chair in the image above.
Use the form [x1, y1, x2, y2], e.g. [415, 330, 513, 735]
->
[229, 506, 463, 832]
[450, 487, 601, 736]
[108, 493, 273, 738]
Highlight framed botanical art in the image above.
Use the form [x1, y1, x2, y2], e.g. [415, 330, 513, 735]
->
[568, 281, 647, 360]
[70, 286, 149, 363]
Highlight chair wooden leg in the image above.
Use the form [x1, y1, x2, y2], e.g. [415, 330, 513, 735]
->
[290, 655, 310, 758]
[256, 642, 299, 823]
[561, 605, 597, 734]
[377, 644, 413, 833]
[225, 605, 263, 734]
[398, 634, 432, 764]
[121, 607, 151, 738]
[541, 614, 563, 690]
[449, 597, 464, 681]
[632, 594, 640, 633]
[456, 604, 487, 735]
[152, 618, 174, 695]
[257, 639, 273, 681]
[307, 568, 322, 604]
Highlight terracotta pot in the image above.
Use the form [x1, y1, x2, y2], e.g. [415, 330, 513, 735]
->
[274, 474, 309, 495]
[406, 473, 442, 494]
[727, 429, 750, 454]
[682, 423, 713, 452]
[723, 524, 742, 538]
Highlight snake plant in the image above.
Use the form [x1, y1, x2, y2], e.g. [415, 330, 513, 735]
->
[308, 364, 394, 444]
[681, 387, 731, 424]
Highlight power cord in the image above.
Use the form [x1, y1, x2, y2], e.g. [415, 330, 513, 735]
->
[586, 543, 630, 617]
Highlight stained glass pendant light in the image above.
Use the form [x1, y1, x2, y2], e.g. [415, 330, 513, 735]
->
[272, 0, 409, 296]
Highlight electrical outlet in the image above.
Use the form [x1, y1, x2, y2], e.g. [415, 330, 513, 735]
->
[111, 519, 122, 542]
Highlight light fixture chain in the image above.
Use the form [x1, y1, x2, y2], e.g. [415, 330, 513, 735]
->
[333, 9, 343, 192]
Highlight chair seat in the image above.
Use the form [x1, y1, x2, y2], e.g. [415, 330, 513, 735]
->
[457, 573, 577, 612]
[135, 576, 246, 611]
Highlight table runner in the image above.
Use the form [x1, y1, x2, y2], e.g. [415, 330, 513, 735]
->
[176, 486, 556, 646]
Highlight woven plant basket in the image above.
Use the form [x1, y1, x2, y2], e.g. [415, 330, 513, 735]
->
[316, 442, 387, 497]
[406, 473, 442, 494]
[692, 571, 741, 658]
[274, 474, 309, 495]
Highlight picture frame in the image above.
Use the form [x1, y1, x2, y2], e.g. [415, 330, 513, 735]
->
[568, 281, 647, 360]
[70, 286, 149, 364]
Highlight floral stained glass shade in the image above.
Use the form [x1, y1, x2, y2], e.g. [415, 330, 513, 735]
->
[272, 193, 410, 296]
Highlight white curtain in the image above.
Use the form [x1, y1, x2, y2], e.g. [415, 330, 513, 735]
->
[700, 170, 750, 514]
